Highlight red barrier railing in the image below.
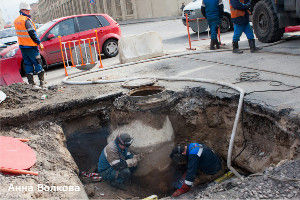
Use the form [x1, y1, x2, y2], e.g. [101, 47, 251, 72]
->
[185, 13, 221, 50]
[59, 30, 103, 76]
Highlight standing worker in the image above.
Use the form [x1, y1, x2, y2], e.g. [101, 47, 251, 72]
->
[170, 143, 223, 197]
[230, 0, 262, 53]
[97, 133, 141, 190]
[201, 0, 224, 50]
[14, 2, 45, 86]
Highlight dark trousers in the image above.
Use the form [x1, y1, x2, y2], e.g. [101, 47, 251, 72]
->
[208, 18, 220, 40]
[20, 47, 43, 74]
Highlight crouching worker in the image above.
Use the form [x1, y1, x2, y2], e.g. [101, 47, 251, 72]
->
[97, 133, 141, 190]
[201, 0, 224, 50]
[170, 143, 223, 197]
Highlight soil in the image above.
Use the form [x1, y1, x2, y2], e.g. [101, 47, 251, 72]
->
[0, 121, 87, 199]
[197, 159, 300, 199]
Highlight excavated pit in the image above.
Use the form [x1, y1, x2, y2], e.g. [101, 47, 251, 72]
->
[1, 85, 299, 199]
[60, 86, 300, 199]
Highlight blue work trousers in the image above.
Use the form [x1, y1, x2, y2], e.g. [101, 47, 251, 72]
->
[20, 47, 43, 75]
[233, 23, 254, 42]
[208, 19, 220, 40]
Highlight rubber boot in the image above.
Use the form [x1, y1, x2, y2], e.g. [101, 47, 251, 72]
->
[172, 183, 191, 197]
[210, 39, 216, 50]
[232, 41, 243, 54]
[216, 39, 220, 49]
[38, 71, 45, 87]
[26, 74, 35, 85]
[248, 39, 262, 53]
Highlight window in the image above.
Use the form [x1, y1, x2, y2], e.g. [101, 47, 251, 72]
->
[96, 15, 110, 27]
[47, 18, 76, 38]
[77, 16, 101, 32]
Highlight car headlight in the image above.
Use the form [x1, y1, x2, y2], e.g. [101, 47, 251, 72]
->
[3, 48, 18, 58]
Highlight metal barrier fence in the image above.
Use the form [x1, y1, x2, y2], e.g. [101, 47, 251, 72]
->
[185, 13, 221, 50]
[59, 30, 103, 76]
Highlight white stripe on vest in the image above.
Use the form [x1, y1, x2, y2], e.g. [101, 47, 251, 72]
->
[197, 147, 203, 157]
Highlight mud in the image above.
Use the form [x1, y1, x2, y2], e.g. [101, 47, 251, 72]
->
[1, 82, 300, 199]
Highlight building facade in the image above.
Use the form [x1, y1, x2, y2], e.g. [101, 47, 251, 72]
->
[37, 0, 192, 23]
[30, 3, 40, 23]
[0, 9, 5, 30]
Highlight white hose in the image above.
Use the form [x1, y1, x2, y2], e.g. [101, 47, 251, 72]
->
[62, 38, 293, 179]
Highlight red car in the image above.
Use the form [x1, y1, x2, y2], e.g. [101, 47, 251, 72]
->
[0, 14, 121, 74]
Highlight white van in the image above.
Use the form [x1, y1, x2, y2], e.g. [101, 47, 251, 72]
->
[182, 0, 232, 33]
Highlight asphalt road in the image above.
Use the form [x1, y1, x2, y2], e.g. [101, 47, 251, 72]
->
[31, 19, 300, 95]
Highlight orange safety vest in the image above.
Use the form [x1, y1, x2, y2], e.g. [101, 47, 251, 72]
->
[229, 0, 246, 19]
[14, 15, 38, 46]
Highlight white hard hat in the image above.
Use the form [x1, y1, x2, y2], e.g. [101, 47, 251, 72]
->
[19, 2, 31, 11]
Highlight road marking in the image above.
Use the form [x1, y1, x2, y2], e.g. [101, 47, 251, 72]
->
[175, 65, 215, 77]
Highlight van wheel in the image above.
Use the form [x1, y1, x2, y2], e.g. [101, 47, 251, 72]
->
[103, 39, 118, 58]
[220, 14, 232, 33]
[253, 0, 284, 43]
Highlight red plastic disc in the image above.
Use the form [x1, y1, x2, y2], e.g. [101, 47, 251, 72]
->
[0, 136, 36, 170]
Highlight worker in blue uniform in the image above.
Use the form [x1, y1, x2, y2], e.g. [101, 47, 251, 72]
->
[170, 143, 222, 197]
[97, 133, 141, 190]
[201, 0, 224, 50]
[230, 0, 262, 53]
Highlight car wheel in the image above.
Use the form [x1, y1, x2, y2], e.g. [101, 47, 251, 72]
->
[20, 61, 26, 77]
[220, 14, 231, 33]
[253, 0, 284, 43]
[41, 56, 48, 71]
[102, 39, 118, 58]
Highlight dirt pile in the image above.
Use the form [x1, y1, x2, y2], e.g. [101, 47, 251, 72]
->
[0, 83, 57, 110]
[196, 160, 300, 199]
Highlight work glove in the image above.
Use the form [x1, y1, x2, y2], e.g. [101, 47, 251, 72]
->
[172, 183, 191, 197]
[39, 43, 44, 51]
[126, 156, 138, 167]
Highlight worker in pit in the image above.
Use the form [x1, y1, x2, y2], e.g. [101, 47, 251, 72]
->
[97, 133, 141, 190]
[170, 143, 223, 197]
[201, 0, 224, 50]
[14, 2, 45, 86]
[229, 0, 262, 53]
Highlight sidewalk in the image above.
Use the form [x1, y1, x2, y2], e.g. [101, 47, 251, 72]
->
[118, 16, 181, 26]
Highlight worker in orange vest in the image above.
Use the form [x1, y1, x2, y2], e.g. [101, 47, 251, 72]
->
[230, 0, 262, 53]
[14, 2, 45, 86]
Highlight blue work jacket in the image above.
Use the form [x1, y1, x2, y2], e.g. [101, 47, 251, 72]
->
[202, 0, 223, 21]
[185, 143, 221, 184]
